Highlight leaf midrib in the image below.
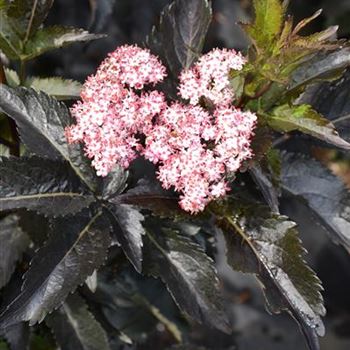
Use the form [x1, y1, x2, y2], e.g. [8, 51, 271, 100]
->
[0, 192, 91, 201]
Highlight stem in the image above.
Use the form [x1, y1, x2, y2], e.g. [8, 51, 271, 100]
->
[24, 0, 39, 44]
[0, 62, 20, 156]
[19, 60, 26, 85]
[237, 81, 273, 109]
[254, 81, 273, 99]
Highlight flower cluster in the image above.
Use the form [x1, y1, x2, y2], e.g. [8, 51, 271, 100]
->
[144, 103, 256, 213]
[178, 48, 246, 105]
[66, 45, 256, 213]
[65, 45, 167, 176]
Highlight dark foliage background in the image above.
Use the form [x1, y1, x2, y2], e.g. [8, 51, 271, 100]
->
[1, 0, 350, 349]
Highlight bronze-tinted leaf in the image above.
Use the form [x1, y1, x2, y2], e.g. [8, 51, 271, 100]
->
[0, 210, 111, 327]
[46, 293, 111, 350]
[0, 215, 29, 289]
[215, 198, 325, 350]
[147, 0, 212, 78]
[104, 203, 144, 273]
[144, 226, 230, 334]
[280, 152, 350, 252]
[0, 157, 95, 216]
[0, 86, 98, 191]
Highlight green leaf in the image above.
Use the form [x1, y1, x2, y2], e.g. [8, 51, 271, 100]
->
[214, 198, 325, 350]
[7, 0, 54, 39]
[0, 210, 111, 327]
[4, 68, 82, 100]
[46, 293, 111, 350]
[147, 0, 212, 77]
[0, 10, 22, 59]
[144, 226, 230, 333]
[0, 145, 10, 157]
[3, 68, 19, 87]
[280, 152, 350, 252]
[0, 2, 100, 62]
[268, 104, 350, 150]
[0, 0, 54, 59]
[243, 0, 285, 51]
[0, 215, 30, 289]
[22, 26, 105, 61]
[0, 157, 95, 216]
[0, 86, 98, 192]
[244, 7, 343, 92]
[26, 76, 82, 100]
[104, 203, 144, 273]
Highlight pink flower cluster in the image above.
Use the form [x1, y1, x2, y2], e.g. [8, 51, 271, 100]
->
[145, 103, 256, 212]
[66, 45, 257, 213]
[65, 45, 167, 176]
[178, 48, 246, 105]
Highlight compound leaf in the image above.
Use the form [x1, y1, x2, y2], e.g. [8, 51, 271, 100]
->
[144, 227, 230, 333]
[215, 198, 325, 350]
[0, 215, 30, 289]
[0, 157, 95, 216]
[0, 86, 98, 192]
[268, 104, 350, 150]
[280, 152, 350, 252]
[0, 210, 111, 327]
[46, 293, 111, 350]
